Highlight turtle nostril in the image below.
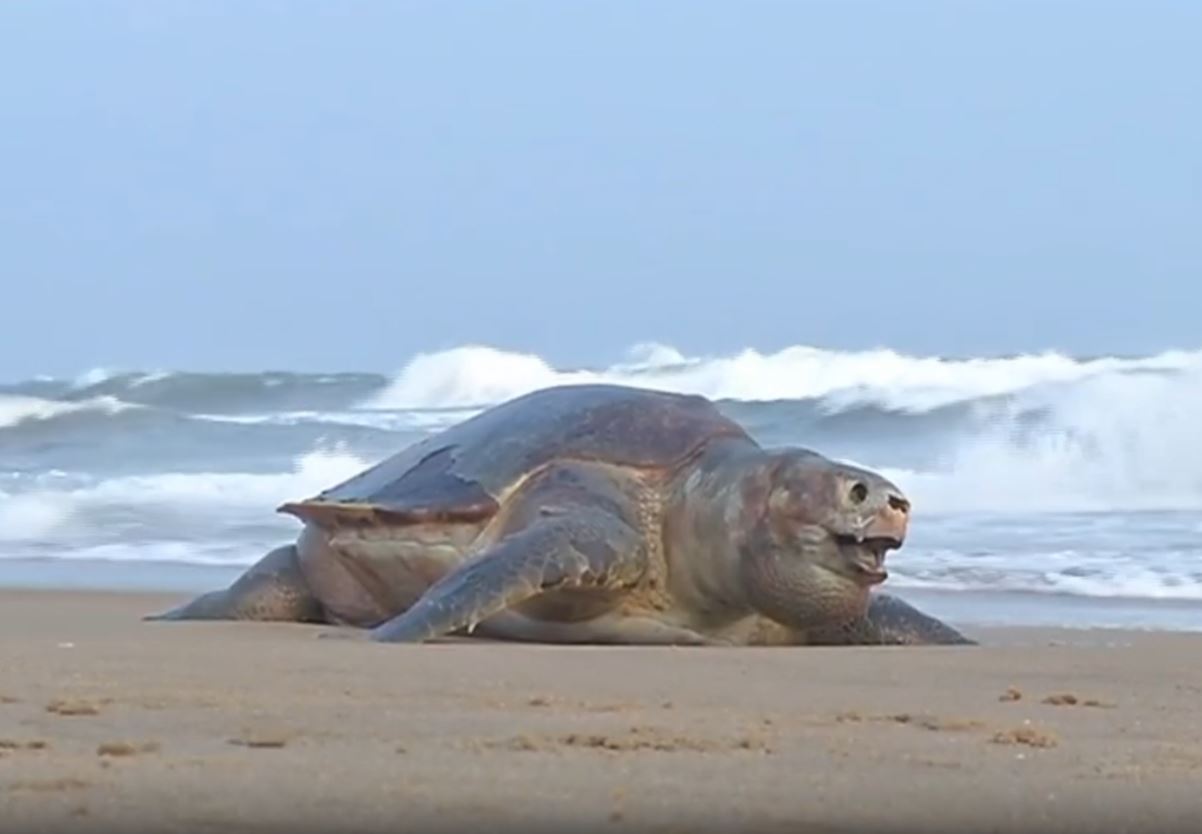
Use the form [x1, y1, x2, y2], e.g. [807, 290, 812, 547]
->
[887, 493, 910, 514]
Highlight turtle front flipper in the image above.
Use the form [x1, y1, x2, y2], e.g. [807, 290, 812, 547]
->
[144, 544, 326, 623]
[369, 508, 646, 643]
[369, 462, 648, 644]
[801, 593, 977, 646]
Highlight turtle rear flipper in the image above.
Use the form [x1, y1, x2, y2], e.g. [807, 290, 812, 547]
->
[803, 593, 976, 646]
[144, 544, 326, 623]
[369, 463, 648, 644]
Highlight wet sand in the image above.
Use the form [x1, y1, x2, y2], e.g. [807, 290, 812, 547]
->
[1, 589, 1200, 834]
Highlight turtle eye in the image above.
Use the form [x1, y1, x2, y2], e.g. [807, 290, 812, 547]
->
[848, 482, 869, 504]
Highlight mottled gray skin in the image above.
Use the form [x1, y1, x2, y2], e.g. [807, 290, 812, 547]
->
[147, 384, 973, 647]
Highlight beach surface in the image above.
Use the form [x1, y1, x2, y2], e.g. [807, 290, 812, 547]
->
[2, 589, 1200, 834]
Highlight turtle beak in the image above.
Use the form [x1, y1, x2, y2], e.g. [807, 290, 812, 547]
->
[844, 492, 909, 584]
[861, 492, 909, 549]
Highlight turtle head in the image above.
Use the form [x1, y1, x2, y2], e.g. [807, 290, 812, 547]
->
[738, 450, 910, 629]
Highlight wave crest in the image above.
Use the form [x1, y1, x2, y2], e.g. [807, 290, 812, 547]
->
[878, 366, 1202, 514]
[364, 343, 1201, 411]
[0, 394, 136, 430]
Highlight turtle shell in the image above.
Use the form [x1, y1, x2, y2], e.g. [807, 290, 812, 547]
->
[279, 384, 751, 527]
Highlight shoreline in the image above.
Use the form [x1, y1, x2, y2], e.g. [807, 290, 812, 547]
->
[2, 588, 1201, 833]
[4, 586, 1199, 648]
[3, 556, 1200, 633]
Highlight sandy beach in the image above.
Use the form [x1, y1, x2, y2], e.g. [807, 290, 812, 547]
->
[1, 589, 1200, 834]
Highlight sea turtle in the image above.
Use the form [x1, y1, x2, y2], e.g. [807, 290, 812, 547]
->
[147, 384, 972, 646]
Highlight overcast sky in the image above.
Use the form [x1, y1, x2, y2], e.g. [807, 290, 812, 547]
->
[2, 1, 1199, 379]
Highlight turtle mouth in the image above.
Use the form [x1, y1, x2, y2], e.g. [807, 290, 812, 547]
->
[834, 535, 901, 585]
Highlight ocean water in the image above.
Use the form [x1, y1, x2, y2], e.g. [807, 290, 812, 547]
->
[3, 343, 1201, 632]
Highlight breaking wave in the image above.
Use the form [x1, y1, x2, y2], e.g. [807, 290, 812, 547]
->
[7, 343, 1202, 517]
[0, 446, 371, 564]
[355, 343, 1202, 515]
[64, 369, 386, 414]
[0, 394, 137, 430]
[363, 343, 1201, 411]
[4, 342, 1202, 612]
[875, 364, 1202, 515]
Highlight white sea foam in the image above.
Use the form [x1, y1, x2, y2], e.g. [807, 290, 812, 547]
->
[888, 546, 1202, 601]
[71, 367, 122, 389]
[0, 445, 371, 546]
[0, 394, 136, 430]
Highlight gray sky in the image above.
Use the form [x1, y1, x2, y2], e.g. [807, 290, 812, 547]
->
[2, 1, 1199, 380]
